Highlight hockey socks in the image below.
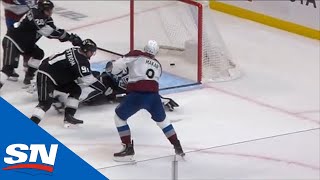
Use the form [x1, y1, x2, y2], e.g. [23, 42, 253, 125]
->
[157, 119, 185, 156]
[115, 114, 131, 144]
[30, 107, 46, 124]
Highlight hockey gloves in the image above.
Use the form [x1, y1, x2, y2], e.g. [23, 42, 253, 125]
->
[69, 33, 82, 46]
[57, 30, 82, 46]
[105, 60, 114, 73]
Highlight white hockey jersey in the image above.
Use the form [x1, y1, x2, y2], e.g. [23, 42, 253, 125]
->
[112, 50, 162, 92]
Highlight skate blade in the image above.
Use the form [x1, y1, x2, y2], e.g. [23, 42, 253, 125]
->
[21, 84, 31, 89]
[172, 154, 186, 162]
[7, 77, 18, 82]
[63, 122, 83, 128]
[113, 155, 135, 162]
[175, 153, 186, 161]
[178, 153, 186, 158]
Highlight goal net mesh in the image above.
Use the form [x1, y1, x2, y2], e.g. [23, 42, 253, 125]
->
[133, 0, 240, 84]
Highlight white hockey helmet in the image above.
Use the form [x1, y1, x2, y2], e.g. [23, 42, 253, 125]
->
[144, 40, 159, 56]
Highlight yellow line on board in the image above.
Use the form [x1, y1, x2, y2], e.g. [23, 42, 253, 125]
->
[210, 1, 320, 40]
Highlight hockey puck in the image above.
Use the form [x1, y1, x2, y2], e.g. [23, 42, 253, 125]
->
[170, 63, 175, 66]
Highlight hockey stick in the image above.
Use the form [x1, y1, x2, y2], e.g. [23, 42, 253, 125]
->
[96, 47, 201, 90]
[97, 45, 185, 56]
[97, 47, 124, 57]
[170, 118, 184, 123]
[159, 45, 184, 52]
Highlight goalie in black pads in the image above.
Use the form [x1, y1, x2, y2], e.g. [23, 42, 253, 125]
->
[30, 39, 112, 127]
[0, 0, 82, 89]
[81, 60, 179, 112]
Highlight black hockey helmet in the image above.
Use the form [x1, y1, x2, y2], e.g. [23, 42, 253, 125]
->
[80, 39, 97, 53]
[38, 0, 54, 11]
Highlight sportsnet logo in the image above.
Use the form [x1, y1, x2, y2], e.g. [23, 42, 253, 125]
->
[3, 144, 58, 174]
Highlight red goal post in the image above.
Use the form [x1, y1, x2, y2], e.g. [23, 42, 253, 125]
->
[129, 0, 240, 84]
[130, 0, 203, 82]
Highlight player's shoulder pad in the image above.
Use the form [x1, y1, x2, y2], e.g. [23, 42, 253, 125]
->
[125, 50, 156, 60]
[69, 47, 80, 53]
[31, 7, 48, 20]
[124, 50, 144, 57]
[47, 17, 54, 24]
[72, 48, 90, 64]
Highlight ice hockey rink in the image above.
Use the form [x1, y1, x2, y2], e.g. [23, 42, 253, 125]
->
[0, 1, 319, 179]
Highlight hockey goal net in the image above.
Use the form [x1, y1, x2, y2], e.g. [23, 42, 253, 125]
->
[131, 0, 240, 85]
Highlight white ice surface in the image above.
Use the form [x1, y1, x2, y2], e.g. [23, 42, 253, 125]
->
[0, 1, 319, 179]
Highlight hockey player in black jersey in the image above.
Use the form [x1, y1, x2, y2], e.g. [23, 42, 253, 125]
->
[30, 60, 179, 114]
[0, 0, 82, 89]
[30, 39, 112, 127]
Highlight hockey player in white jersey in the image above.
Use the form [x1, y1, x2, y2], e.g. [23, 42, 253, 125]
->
[113, 40, 185, 161]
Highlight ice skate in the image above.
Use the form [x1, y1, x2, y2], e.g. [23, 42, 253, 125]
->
[113, 141, 135, 162]
[2, 70, 19, 82]
[64, 114, 83, 128]
[173, 140, 185, 157]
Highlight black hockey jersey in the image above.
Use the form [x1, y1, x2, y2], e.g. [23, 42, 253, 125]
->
[6, 7, 64, 53]
[38, 47, 106, 92]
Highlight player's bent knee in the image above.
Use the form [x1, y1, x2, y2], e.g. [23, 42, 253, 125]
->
[152, 113, 166, 123]
[69, 85, 82, 99]
[114, 114, 127, 127]
[27, 58, 42, 69]
[32, 47, 44, 60]
[156, 118, 171, 129]
[38, 101, 53, 112]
